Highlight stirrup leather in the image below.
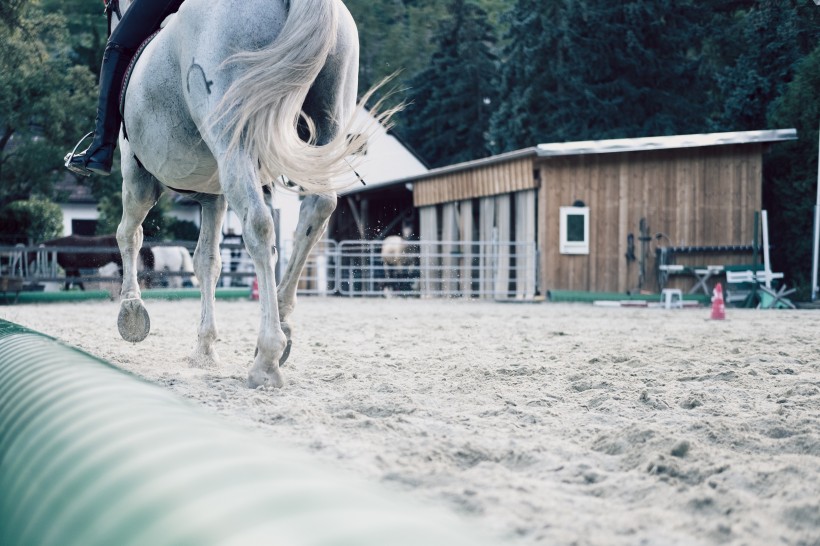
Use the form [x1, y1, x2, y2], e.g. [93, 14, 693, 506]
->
[64, 132, 95, 177]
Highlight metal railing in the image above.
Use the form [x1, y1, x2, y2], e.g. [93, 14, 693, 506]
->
[335, 240, 538, 299]
[1, 239, 539, 300]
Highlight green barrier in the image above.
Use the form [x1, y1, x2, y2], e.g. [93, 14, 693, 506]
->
[15, 290, 112, 304]
[10, 287, 251, 304]
[0, 320, 484, 546]
[547, 289, 709, 305]
[141, 287, 251, 300]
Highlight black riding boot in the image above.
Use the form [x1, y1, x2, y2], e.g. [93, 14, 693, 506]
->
[65, 43, 133, 177]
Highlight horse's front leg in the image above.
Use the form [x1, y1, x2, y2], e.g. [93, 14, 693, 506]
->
[220, 156, 287, 388]
[189, 193, 227, 368]
[276, 192, 337, 363]
[116, 153, 162, 343]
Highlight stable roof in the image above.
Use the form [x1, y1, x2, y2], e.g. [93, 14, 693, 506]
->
[344, 128, 797, 196]
[535, 129, 797, 157]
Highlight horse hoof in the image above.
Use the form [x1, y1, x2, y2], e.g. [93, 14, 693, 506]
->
[247, 367, 284, 389]
[118, 298, 150, 343]
[188, 350, 220, 369]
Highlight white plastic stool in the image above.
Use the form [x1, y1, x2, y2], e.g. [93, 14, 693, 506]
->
[661, 288, 683, 309]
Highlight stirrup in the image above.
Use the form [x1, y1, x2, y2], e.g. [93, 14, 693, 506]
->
[64, 132, 95, 177]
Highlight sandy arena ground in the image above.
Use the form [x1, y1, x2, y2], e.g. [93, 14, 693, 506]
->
[2, 297, 819, 545]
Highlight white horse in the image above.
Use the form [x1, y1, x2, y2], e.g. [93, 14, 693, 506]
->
[113, 0, 389, 388]
[148, 246, 198, 288]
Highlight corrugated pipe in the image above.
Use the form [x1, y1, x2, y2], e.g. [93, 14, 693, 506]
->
[0, 320, 485, 546]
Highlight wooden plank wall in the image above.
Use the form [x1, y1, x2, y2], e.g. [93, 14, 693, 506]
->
[538, 144, 763, 293]
[413, 157, 536, 207]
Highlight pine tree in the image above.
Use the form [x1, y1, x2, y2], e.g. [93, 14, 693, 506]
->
[400, 0, 498, 167]
[490, 0, 711, 149]
[764, 46, 820, 292]
[708, 1, 803, 131]
[488, 0, 563, 153]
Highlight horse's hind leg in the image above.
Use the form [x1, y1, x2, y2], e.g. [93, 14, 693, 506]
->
[188, 193, 227, 368]
[276, 51, 354, 359]
[217, 154, 287, 388]
[276, 191, 336, 363]
[117, 149, 162, 343]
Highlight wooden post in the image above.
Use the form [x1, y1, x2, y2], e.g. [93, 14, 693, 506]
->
[441, 203, 458, 295]
[515, 190, 536, 299]
[479, 197, 495, 298]
[419, 206, 439, 297]
[761, 209, 772, 289]
[495, 195, 511, 299]
[459, 199, 474, 297]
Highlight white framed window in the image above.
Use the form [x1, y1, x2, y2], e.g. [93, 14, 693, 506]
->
[559, 206, 589, 254]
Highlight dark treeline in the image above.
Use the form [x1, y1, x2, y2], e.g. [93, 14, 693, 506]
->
[2, 0, 819, 291]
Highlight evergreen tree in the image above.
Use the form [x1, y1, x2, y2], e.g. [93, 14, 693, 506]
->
[707, 1, 804, 131]
[400, 0, 498, 167]
[491, 1, 711, 149]
[344, 0, 448, 102]
[488, 0, 562, 153]
[764, 46, 820, 294]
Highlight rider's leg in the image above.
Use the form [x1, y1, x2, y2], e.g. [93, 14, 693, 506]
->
[65, 0, 185, 177]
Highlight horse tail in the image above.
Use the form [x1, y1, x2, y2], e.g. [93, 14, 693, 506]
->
[212, 0, 394, 193]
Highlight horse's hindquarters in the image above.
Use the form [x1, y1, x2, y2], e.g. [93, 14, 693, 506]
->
[122, 27, 218, 191]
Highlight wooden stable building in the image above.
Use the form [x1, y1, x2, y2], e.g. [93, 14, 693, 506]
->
[332, 129, 797, 297]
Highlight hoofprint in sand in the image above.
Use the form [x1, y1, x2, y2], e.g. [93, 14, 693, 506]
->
[2, 298, 818, 545]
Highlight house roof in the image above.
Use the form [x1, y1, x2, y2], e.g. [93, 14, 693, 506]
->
[344, 128, 797, 196]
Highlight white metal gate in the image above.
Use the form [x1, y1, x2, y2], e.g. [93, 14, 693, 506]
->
[334, 240, 537, 299]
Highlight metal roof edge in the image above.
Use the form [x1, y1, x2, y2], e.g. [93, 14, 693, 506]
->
[535, 129, 798, 157]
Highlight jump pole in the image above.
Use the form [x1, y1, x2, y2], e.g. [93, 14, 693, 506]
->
[812, 123, 820, 301]
[0, 320, 488, 546]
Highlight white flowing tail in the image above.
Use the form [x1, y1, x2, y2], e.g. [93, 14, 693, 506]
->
[213, 0, 384, 193]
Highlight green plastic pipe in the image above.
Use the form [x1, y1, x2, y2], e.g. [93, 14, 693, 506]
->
[0, 320, 485, 546]
[9, 287, 251, 304]
[547, 289, 709, 304]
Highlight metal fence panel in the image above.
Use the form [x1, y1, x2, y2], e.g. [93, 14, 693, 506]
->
[2, 239, 537, 300]
[278, 239, 339, 295]
[337, 240, 538, 300]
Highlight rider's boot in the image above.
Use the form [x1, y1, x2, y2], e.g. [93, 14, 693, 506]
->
[64, 43, 132, 177]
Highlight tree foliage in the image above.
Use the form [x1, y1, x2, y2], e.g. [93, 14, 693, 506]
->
[764, 45, 820, 294]
[0, 197, 63, 244]
[0, 2, 96, 210]
[490, 0, 711, 151]
[401, 0, 498, 167]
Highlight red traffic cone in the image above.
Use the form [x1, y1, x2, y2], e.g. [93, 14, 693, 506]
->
[250, 277, 259, 301]
[710, 282, 725, 320]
